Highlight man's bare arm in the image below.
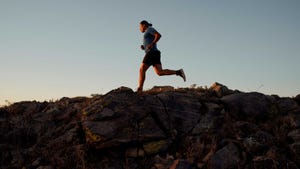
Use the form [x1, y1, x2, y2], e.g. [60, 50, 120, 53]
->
[148, 32, 161, 49]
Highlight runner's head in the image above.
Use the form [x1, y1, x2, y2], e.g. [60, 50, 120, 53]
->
[140, 20, 152, 33]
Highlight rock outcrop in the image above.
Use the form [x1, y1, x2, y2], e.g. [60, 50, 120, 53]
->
[0, 83, 300, 169]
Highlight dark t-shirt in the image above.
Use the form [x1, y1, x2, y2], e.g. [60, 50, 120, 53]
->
[143, 27, 159, 53]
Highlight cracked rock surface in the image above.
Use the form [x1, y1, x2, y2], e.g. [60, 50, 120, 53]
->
[1, 83, 300, 169]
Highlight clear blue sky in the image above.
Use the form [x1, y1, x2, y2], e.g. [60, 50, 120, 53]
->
[1, 0, 300, 105]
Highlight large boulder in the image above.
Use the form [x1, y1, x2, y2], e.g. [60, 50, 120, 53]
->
[277, 97, 300, 114]
[146, 91, 204, 137]
[221, 92, 277, 122]
[82, 87, 167, 149]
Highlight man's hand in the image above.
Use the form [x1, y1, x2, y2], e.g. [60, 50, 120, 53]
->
[147, 43, 154, 50]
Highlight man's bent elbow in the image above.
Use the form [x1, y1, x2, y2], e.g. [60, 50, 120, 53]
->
[157, 33, 161, 39]
[156, 71, 163, 76]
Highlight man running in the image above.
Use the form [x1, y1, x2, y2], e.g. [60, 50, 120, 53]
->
[137, 20, 186, 92]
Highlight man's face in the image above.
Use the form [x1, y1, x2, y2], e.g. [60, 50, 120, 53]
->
[139, 24, 147, 33]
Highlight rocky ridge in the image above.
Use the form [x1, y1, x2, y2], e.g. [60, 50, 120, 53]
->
[1, 83, 300, 169]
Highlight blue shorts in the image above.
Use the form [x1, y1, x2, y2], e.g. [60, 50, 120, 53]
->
[142, 50, 161, 66]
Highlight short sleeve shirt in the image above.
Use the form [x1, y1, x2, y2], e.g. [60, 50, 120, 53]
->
[143, 27, 159, 53]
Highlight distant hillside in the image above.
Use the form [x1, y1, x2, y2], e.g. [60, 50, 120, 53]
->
[1, 83, 300, 169]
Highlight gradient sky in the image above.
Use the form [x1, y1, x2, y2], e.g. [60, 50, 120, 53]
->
[1, 0, 300, 106]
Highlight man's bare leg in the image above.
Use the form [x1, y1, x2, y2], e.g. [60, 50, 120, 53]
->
[154, 64, 186, 81]
[138, 63, 150, 92]
[153, 64, 177, 76]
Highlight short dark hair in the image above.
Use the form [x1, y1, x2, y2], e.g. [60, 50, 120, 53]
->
[140, 20, 152, 26]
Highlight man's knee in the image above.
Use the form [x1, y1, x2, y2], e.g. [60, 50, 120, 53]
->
[140, 67, 145, 74]
[155, 70, 163, 76]
[140, 65, 148, 73]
